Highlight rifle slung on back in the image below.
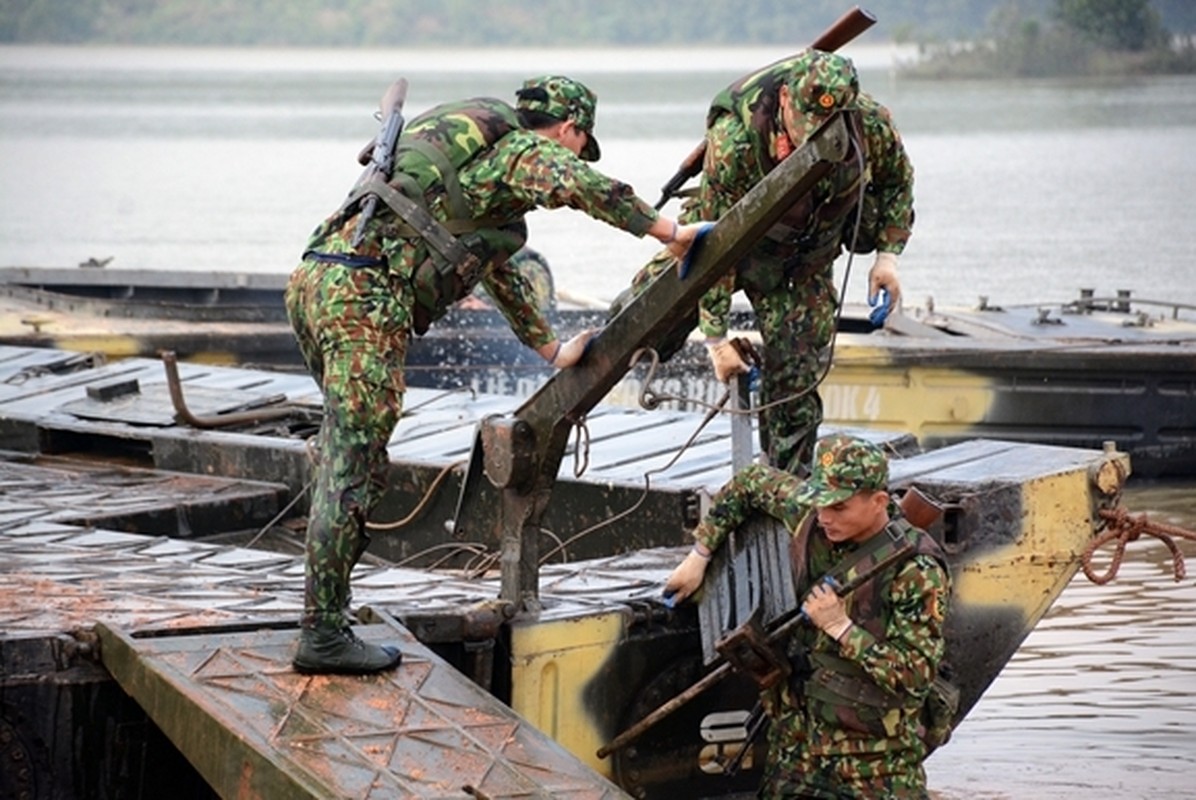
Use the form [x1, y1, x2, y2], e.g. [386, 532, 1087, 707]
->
[652, 5, 877, 210]
[350, 78, 410, 249]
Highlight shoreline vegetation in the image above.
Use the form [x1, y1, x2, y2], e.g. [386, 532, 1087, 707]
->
[1, 0, 1194, 79]
[896, 1, 1196, 79]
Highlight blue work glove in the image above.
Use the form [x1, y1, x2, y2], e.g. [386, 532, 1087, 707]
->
[677, 222, 716, 280]
[868, 287, 892, 329]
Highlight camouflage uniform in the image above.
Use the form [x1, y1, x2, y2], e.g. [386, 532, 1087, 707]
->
[691, 436, 949, 799]
[286, 76, 658, 638]
[632, 50, 914, 474]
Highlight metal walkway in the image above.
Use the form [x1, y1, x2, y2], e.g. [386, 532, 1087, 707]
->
[98, 616, 627, 799]
[1, 514, 652, 798]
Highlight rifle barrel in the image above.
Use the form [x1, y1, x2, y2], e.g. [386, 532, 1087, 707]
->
[349, 78, 409, 249]
[652, 5, 877, 209]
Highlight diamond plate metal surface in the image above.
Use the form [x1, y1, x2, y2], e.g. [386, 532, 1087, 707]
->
[98, 617, 629, 799]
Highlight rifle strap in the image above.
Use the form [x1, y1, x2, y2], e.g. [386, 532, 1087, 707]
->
[790, 515, 916, 598]
[830, 521, 915, 594]
[343, 180, 505, 239]
[345, 178, 475, 268]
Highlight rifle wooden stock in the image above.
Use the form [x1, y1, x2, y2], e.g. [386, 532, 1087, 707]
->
[898, 486, 944, 530]
[810, 5, 878, 52]
[357, 78, 410, 166]
[653, 5, 877, 209]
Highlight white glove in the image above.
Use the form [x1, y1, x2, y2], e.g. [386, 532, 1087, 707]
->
[664, 223, 706, 271]
[706, 337, 750, 383]
[802, 582, 853, 640]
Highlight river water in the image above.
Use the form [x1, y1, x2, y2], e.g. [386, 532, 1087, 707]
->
[1, 44, 1194, 798]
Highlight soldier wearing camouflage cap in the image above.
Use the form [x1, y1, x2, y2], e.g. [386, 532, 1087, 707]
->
[515, 76, 601, 161]
[285, 75, 704, 675]
[665, 434, 949, 798]
[622, 49, 914, 477]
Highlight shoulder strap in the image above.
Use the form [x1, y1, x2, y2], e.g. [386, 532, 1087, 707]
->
[791, 516, 917, 595]
[401, 139, 469, 221]
[827, 519, 916, 594]
[344, 178, 477, 270]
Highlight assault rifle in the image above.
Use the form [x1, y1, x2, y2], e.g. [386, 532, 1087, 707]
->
[719, 487, 946, 776]
[350, 78, 409, 249]
[653, 5, 877, 210]
[597, 485, 944, 761]
[596, 535, 913, 759]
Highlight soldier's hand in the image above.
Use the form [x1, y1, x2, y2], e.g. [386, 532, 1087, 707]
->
[548, 329, 598, 368]
[663, 546, 711, 605]
[671, 222, 716, 278]
[802, 582, 853, 640]
[706, 337, 750, 383]
[868, 252, 902, 315]
[663, 222, 704, 265]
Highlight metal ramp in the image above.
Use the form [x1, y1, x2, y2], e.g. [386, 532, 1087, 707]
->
[97, 614, 629, 799]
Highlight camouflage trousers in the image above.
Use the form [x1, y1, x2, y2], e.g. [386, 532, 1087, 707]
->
[284, 257, 411, 630]
[759, 712, 929, 799]
[745, 259, 836, 475]
[623, 252, 836, 475]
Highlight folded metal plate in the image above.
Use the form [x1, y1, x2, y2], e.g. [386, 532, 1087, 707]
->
[97, 614, 630, 800]
[697, 516, 797, 666]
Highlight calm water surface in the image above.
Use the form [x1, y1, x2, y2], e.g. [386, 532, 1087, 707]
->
[1, 45, 1194, 798]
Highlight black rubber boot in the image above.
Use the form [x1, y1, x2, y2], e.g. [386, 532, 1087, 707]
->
[292, 625, 402, 675]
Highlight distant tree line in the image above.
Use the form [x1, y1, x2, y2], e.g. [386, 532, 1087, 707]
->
[906, 0, 1196, 77]
[3, 0, 1194, 80]
[2, 0, 1193, 47]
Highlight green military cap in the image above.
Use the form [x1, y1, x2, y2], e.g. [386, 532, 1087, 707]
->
[795, 434, 888, 507]
[785, 49, 860, 147]
[516, 75, 601, 161]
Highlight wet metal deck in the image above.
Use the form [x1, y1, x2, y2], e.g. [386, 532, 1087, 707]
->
[0, 344, 1127, 798]
[0, 518, 664, 798]
[0, 344, 916, 565]
[0, 450, 288, 536]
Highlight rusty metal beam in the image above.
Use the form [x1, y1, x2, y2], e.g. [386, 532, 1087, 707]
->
[450, 115, 852, 608]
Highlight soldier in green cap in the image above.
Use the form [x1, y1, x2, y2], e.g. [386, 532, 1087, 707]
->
[286, 74, 703, 675]
[665, 434, 949, 798]
[624, 49, 915, 476]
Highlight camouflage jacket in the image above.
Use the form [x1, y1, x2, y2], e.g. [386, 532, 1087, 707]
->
[691, 464, 949, 758]
[792, 518, 949, 760]
[305, 98, 658, 348]
[688, 58, 915, 338]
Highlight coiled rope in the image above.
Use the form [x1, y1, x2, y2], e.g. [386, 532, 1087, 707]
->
[1081, 506, 1196, 584]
